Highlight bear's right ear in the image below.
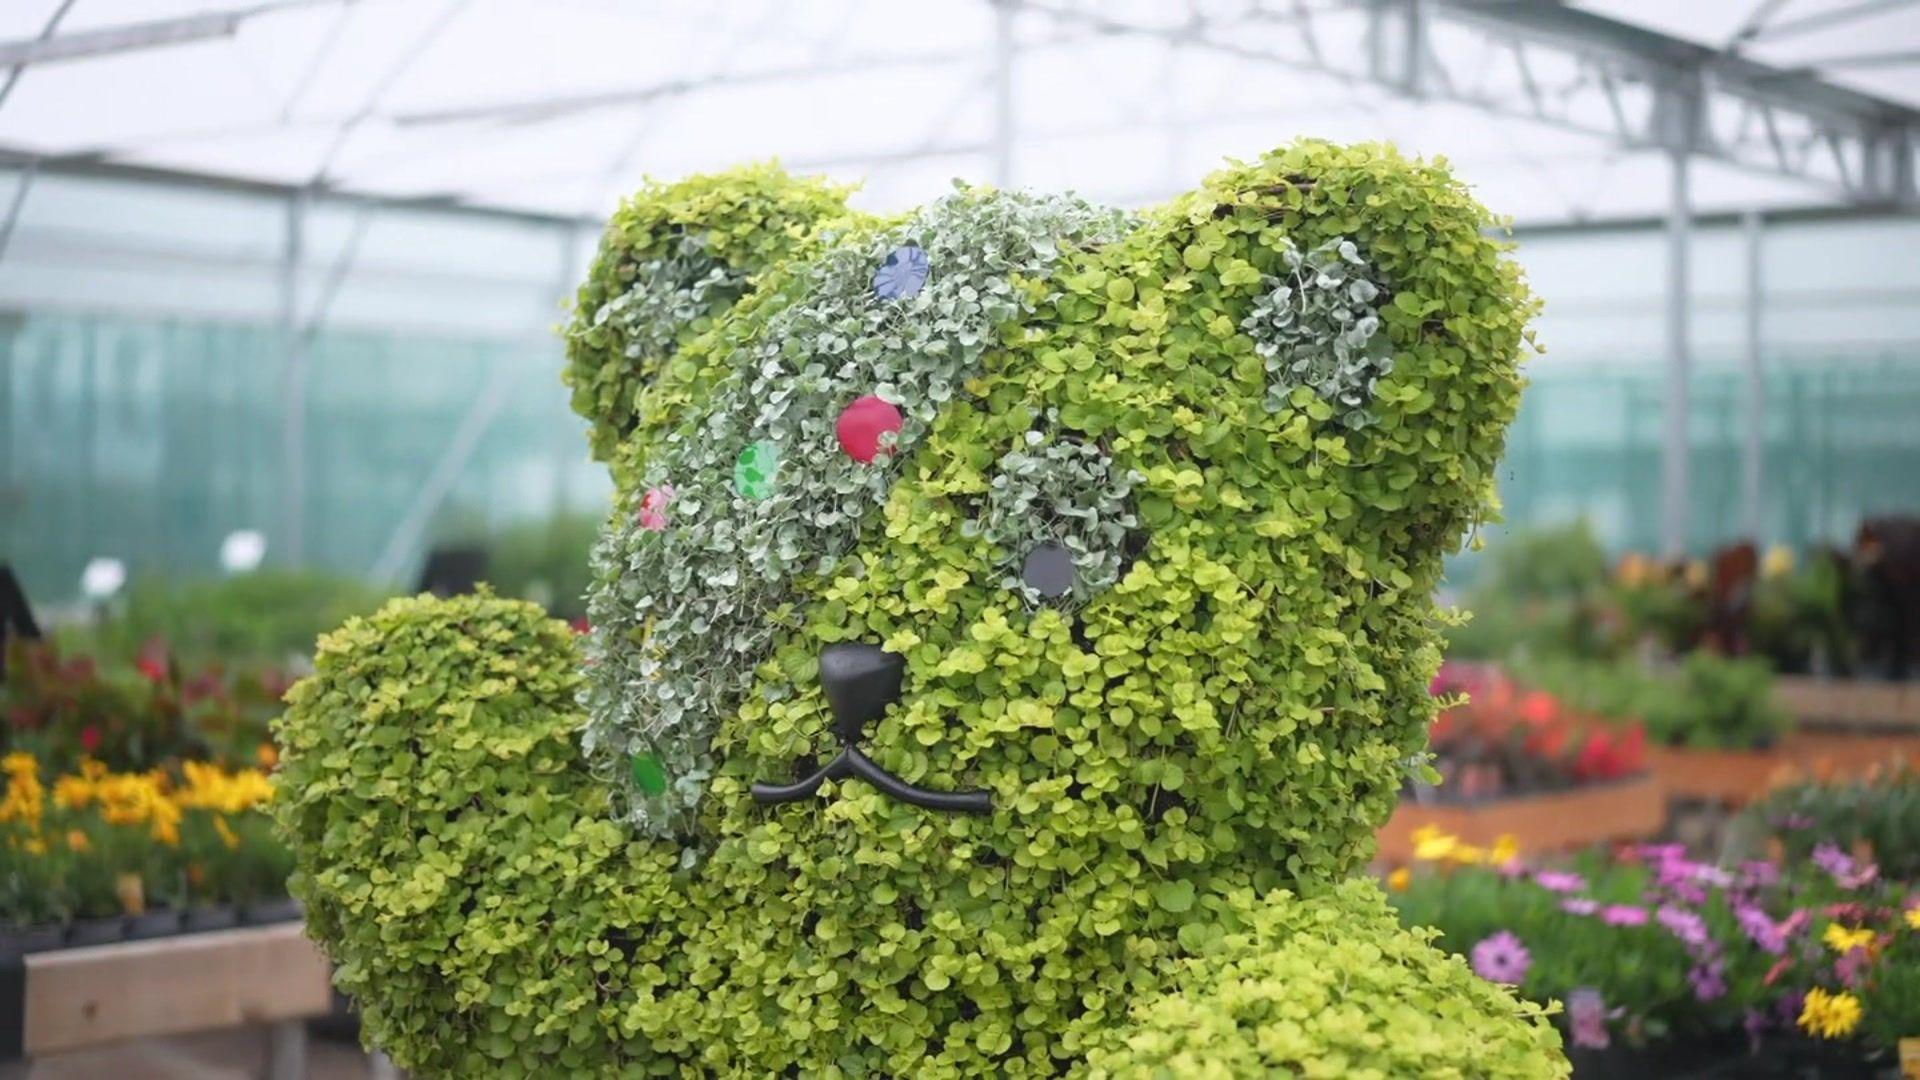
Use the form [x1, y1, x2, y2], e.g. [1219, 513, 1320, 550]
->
[564, 163, 862, 476]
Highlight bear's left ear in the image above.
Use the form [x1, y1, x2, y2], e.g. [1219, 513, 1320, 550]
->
[1161, 141, 1539, 551]
[564, 162, 864, 477]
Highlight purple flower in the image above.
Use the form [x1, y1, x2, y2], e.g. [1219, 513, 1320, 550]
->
[1568, 988, 1610, 1050]
[1688, 959, 1727, 1002]
[1743, 1008, 1770, 1053]
[1657, 904, 1710, 948]
[1535, 870, 1587, 894]
[1471, 930, 1532, 985]
[1736, 904, 1787, 955]
[1638, 843, 1687, 864]
[1740, 860, 1780, 889]
[1813, 842, 1855, 879]
[1561, 898, 1601, 917]
[872, 243, 930, 300]
[1602, 904, 1649, 927]
[1775, 813, 1813, 831]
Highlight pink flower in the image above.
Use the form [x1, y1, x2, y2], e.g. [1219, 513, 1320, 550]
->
[1535, 870, 1587, 894]
[1740, 860, 1780, 888]
[637, 485, 675, 532]
[1568, 988, 1610, 1049]
[1835, 946, 1873, 989]
[1471, 930, 1532, 985]
[1561, 898, 1601, 917]
[1602, 904, 1649, 927]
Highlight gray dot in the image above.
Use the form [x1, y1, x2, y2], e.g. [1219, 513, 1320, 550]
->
[1022, 543, 1076, 599]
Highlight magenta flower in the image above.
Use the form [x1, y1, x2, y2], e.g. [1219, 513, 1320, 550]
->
[1568, 988, 1610, 1049]
[1602, 904, 1649, 927]
[1688, 959, 1727, 1002]
[1561, 898, 1600, 917]
[1740, 860, 1780, 888]
[1471, 930, 1532, 985]
[1657, 904, 1709, 947]
[1535, 870, 1587, 894]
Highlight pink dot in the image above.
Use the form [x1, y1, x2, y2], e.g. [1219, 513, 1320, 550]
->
[638, 485, 674, 531]
[836, 395, 904, 464]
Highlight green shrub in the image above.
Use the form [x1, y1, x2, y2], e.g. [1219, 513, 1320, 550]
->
[1087, 879, 1566, 1079]
[74, 570, 387, 669]
[1518, 653, 1787, 750]
[278, 142, 1557, 1075]
[1758, 767, 1920, 880]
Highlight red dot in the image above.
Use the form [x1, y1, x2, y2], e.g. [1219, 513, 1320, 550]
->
[836, 395, 905, 463]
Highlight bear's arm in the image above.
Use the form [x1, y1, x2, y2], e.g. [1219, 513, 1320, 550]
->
[274, 591, 676, 1077]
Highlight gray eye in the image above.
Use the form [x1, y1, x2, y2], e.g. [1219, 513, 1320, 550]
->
[1022, 543, 1077, 599]
[974, 420, 1140, 607]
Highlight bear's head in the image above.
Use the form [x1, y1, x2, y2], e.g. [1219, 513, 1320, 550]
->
[574, 140, 1532, 879]
[277, 140, 1547, 1076]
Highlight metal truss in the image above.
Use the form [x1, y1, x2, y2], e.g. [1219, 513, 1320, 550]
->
[1016, 0, 1920, 208]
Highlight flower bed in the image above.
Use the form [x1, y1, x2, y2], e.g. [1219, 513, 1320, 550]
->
[1388, 830, 1920, 1071]
[1385, 664, 1663, 860]
[2, 639, 293, 953]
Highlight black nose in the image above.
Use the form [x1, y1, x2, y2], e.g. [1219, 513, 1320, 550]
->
[820, 642, 905, 743]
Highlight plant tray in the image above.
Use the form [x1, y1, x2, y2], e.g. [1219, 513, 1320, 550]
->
[1646, 744, 1788, 806]
[0, 922, 330, 1060]
[1780, 730, 1920, 778]
[1376, 774, 1665, 864]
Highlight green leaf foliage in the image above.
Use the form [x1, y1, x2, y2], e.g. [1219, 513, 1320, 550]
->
[562, 163, 861, 471]
[277, 140, 1556, 1075]
[1086, 879, 1566, 1079]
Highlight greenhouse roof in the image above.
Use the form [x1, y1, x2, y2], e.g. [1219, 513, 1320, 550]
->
[2, 0, 1916, 225]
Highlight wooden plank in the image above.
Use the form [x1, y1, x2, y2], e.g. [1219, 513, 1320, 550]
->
[21, 924, 333, 1056]
[1377, 774, 1666, 864]
[1776, 676, 1920, 732]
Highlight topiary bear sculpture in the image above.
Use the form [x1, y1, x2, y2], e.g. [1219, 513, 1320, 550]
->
[275, 142, 1565, 1077]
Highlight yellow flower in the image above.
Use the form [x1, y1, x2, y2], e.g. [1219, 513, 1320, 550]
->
[22, 836, 46, 855]
[1, 751, 44, 827]
[1684, 559, 1710, 589]
[1798, 987, 1863, 1039]
[65, 829, 90, 852]
[213, 816, 240, 851]
[1489, 834, 1521, 866]
[1411, 825, 1458, 862]
[1762, 545, 1795, 579]
[1905, 907, 1920, 931]
[1824, 924, 1877, 954]
[1451, 843, 1489, 865]
[1387, 867, 1412, 893]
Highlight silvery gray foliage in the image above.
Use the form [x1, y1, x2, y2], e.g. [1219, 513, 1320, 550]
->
[581, 238, 742, 365]
[582, 185, 1134, 839]
[1242, 236, 1391, 428]
[968, 426, 1140, 606]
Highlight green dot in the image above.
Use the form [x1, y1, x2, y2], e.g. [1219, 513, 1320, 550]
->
[630, 753, 668, 796]
[734, 440, 780, 500]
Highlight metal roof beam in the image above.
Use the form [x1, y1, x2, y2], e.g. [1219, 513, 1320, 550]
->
[1011, 0, 1919, 208]
[0, 1, 338, 68]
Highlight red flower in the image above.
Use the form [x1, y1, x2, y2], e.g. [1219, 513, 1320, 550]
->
[79, 725, 102, 753]
[571, 617, 591, 635]
[135, 639, 170, 683]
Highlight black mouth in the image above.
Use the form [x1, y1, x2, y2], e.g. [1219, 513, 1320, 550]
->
[749, 642, 991, 814]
